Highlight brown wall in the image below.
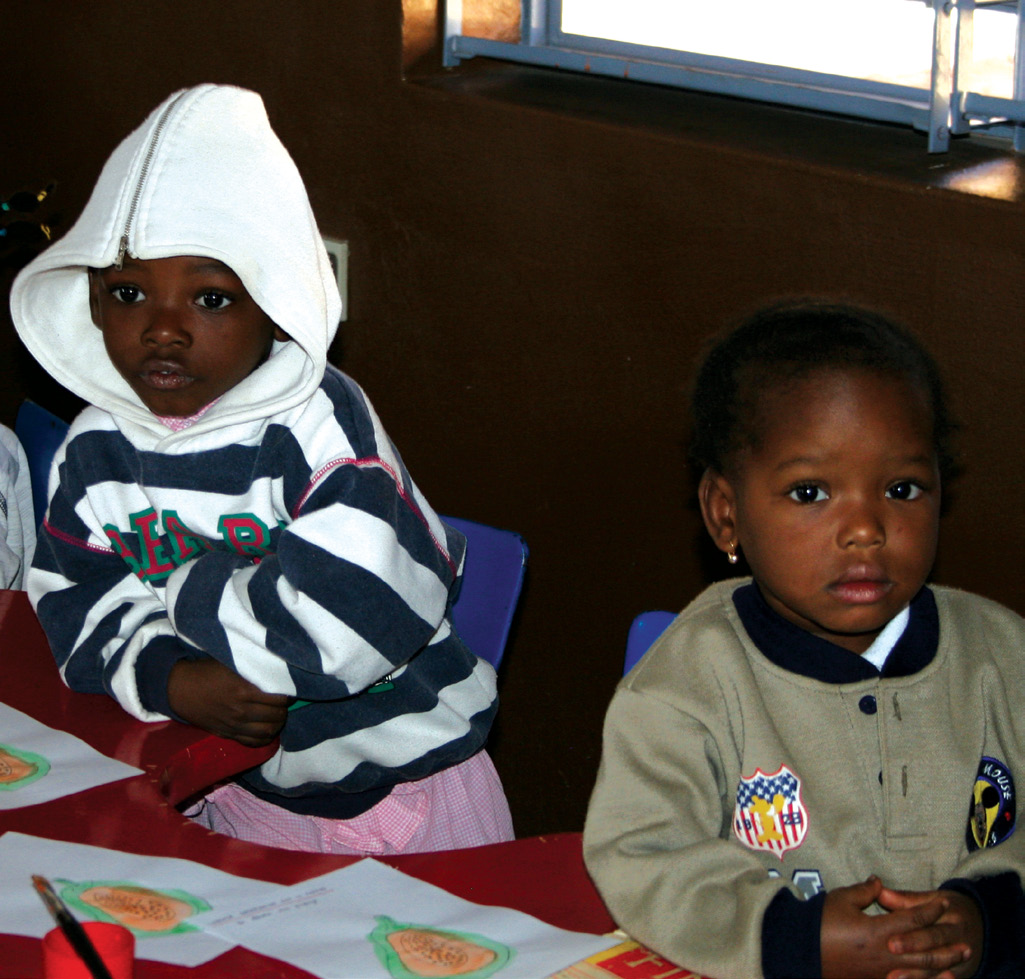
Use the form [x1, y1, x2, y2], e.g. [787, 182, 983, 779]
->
[3, 1, 1023, 837]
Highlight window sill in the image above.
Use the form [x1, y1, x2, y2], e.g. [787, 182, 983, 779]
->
[410, 60, 1025, 205]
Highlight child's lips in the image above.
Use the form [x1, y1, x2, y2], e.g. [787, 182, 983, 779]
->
[139, 361, 194, 391]
[829, 566, 892, 604]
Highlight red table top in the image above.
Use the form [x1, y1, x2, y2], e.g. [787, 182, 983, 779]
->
[0, 589, 614, 977]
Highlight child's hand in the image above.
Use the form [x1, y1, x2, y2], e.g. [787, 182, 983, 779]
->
[168, 658, 290, 747]
[820, 877, 973, 979]
[877, 885, 982, 979]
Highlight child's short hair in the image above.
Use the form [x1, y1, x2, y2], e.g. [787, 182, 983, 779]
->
[689, 300, 958, 480]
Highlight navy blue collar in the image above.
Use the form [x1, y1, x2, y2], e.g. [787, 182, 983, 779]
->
[732, 583, 939, 684]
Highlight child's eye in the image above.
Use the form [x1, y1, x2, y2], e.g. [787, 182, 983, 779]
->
[886, 481, 924, 501]
[788, 484, 828, 504]
[196, 291, 233, 310]
[109, 284, 144, 304]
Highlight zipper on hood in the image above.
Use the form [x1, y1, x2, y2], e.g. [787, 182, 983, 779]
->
[115, 90, 189, 269]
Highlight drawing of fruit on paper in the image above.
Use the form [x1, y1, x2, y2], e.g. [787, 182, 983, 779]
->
[369, 915, 514, 978]
[0, 742, 50, 790]
[55, 879, 210, 938]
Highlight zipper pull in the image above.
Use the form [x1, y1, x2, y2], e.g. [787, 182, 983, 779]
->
[115, 233, 129, 270]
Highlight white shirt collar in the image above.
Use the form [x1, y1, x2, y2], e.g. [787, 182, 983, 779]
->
[861, 606, 911, 671]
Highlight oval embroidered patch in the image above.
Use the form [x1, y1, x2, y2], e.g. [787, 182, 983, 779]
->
[966, 756, 1016, 852]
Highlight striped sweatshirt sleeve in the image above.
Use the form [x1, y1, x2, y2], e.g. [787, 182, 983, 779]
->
[30, 444, 200, 721]
[163, 450, 462, 699]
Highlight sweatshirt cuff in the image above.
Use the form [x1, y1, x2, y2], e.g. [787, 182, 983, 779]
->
[761, 887, 826, 979]
[943, 871, 1024, 977]
[135, 634, 204, 722]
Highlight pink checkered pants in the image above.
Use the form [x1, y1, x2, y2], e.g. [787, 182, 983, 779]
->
[185, 749, 514, 855]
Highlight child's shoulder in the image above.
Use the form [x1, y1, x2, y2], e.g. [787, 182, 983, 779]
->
[57, 404, 120, 454]
[625, 578, 751, 682]
[290, 366, 390, 463]
[318, 363, 364, 401]
[930, 583, 1025, 649]
[664, 577, 750, 634]
[314, 366, 378, 425]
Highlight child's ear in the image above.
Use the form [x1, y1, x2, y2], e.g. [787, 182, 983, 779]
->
[698, 468, 739, 558]
[273, 325, 291, 342]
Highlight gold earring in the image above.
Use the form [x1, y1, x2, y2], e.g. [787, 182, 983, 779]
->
[727, 543, 739, 565]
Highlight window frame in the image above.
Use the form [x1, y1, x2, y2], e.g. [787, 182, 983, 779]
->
[443, 0, 1025, 153]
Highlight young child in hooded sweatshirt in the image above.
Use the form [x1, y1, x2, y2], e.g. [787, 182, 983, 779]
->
[583, 302, 1024, 979]
[10, 84, 512, 855]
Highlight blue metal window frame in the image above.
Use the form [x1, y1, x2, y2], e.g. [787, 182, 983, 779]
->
[444, 0, 1025, 153]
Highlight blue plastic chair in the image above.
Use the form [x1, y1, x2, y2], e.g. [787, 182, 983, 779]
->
[623, 609, 675, 674]
[442, 515, 528, 671]
[14, 400, 70, 528]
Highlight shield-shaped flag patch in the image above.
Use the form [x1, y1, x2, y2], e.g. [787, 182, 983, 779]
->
[734, 765, 808, 858]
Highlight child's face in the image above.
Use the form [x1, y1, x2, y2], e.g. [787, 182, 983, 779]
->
[701, 369, 941, 654]
[89, 255, 287, 417]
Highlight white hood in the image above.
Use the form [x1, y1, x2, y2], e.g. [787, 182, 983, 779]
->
[10, 84, 342, 445]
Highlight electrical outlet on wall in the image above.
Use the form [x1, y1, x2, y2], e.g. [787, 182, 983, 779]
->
[322, 236, 349, 321]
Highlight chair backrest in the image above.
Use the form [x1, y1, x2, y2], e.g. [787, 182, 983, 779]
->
[14, 400, 70, 529]
[442, 514, 528, 671]
[623, 610, 675, 674]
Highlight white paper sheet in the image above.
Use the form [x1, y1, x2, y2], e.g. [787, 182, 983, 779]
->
[0, 833, 288, 967]
[196, 857, 619, 979]
[0, 702, 143, 809]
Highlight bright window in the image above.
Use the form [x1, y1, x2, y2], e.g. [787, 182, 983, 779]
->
[443, 0, 1025, 152]
[564, 0, 936, 86]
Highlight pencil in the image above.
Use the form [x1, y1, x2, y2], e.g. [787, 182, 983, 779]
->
[31, 874, 114, 979]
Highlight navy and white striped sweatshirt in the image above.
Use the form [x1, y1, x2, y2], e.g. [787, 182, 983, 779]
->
[11, 85, 498, 816]
[31, 367, 498, 814]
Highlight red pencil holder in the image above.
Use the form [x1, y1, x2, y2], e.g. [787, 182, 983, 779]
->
[42, 921, 134, 979]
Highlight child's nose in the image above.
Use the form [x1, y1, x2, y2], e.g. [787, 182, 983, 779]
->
[142, 306, 190, 347]
[839, 499, 885, 548]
